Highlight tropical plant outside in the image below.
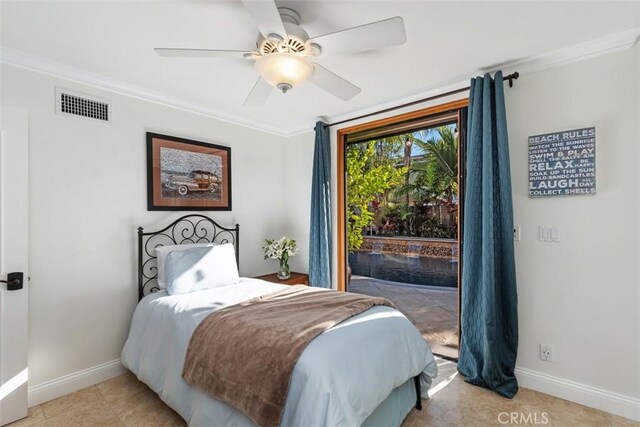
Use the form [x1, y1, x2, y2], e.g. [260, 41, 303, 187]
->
[346, 139, 406, 252]
[346, 124, 458, 252]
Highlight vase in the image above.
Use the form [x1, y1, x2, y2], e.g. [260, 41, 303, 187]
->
[277, 258, 291, 280]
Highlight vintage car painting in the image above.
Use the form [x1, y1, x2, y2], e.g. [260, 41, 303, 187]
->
[164, 170, 221, 196]
[148, 133, 231, 210]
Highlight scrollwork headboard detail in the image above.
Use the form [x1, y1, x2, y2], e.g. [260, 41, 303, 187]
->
[137, 214, 239, 301]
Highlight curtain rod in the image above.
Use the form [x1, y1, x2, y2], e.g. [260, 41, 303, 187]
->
[326, 72, 519, 128]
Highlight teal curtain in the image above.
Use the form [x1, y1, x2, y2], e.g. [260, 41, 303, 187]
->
[458, 71, 519, 398]
[309, 121, 332, 288]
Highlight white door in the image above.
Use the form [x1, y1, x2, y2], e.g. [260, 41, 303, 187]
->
[0, 108, 29, 425]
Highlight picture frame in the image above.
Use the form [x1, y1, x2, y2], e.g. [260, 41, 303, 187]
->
[146, 132, 231, 211]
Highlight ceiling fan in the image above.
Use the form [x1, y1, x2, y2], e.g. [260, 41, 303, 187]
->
[155, 0, 406, 106]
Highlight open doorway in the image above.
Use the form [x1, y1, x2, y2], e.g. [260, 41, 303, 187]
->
[337, 100, 467, 360]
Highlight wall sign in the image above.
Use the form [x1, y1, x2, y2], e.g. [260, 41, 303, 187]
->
[528, 127, 595, 197]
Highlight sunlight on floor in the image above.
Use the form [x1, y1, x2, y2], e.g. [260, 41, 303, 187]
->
[426, 358, 459, 399]
[428, 370, 458, 398]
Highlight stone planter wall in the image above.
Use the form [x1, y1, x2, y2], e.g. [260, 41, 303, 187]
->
[360, 236, 457, 259]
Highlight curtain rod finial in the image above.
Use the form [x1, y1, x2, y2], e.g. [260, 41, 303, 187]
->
[315, 116, 330, 130]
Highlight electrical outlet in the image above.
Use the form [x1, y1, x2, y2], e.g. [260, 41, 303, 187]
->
[513, 225, 521, 241]
[540, 344, 553, 362]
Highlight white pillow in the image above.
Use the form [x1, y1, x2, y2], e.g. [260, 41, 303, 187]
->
[165, 243, 240, 295]
[155, 242, 215, 289]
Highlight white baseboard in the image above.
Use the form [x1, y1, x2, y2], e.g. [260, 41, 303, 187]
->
[25, 359, 639, 421]
[28, 359, 126, 407]
[515, 367, 640, 422]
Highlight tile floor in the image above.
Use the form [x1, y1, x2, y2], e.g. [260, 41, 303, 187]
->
[9, 374, 184, 427]
[10, 358, 637, 426]
[349, 275, 459, 359]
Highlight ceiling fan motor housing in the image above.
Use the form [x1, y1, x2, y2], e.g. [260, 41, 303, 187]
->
[256, 8, 322, 57]
[258, 22, 310, 55]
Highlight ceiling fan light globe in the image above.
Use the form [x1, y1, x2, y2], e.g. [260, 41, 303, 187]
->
[255, 52, 313, 91]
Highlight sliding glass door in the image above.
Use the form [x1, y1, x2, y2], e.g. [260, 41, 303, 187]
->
[337, 100, 467, 359]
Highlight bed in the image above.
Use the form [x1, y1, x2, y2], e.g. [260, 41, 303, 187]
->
[122, 214, 437, 426]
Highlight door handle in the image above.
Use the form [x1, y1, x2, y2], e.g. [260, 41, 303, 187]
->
[0, 272, 23, 290]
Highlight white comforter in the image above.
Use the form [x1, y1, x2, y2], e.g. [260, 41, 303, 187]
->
[122, 279, 437, 426]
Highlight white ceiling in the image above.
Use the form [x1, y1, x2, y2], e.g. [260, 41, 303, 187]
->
[1, 1, 639, 135]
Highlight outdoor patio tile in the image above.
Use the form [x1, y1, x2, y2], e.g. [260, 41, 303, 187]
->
[424, 322, 458, 336]
[382, 293, 424, 307]
[347, 282, 370, 292]
[376, 284, 422, 295]
[349, 279, 391, 295]
[347, 276, 459, 358]
[439, 304, 459, 316]
[413, 304, 445, 315]
[351, 287, 387, 297]
[412, 293, 448, 305]
[415, 289, 458, 305]
[408, 306, 456, 324]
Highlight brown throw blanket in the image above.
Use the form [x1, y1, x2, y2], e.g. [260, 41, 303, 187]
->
[182, 285, 396, 427]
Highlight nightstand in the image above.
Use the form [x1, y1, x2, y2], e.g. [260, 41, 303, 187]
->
[254, 272, 309, 286]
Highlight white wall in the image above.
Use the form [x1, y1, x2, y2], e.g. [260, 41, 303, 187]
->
[508, 44, 639, 405]
[284, 136, 313, 274]
[1, 65, 290, 387]
[284, 45, 640, 413]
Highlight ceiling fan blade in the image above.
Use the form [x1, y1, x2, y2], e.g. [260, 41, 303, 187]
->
[155, 48, 254, 59]
[244, 77, 274, 107]
[241, 0, 287, 40]
[309, 16, 406, 55]
[308, 64, 361, 101]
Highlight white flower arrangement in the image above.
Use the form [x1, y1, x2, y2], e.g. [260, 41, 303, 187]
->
[263, 236, 299, 261]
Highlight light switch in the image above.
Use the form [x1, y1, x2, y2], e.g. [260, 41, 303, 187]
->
[539, 225, 560, 242]
[539, 226, 549, 242]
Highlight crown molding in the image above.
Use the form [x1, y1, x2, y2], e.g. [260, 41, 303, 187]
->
[323, 27, 640, 131]
[0, 47, 290, 137]
[497, 26, 640, 75]
[2, 26, 638, 138]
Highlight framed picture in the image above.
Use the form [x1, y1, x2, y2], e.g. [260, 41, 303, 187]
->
[147, 132, 231, 211]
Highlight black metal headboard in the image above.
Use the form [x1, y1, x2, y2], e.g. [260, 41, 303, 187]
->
[137, 214, 239, 300]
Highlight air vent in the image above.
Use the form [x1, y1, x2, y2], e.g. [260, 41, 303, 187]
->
[55, 88, 111, 123]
